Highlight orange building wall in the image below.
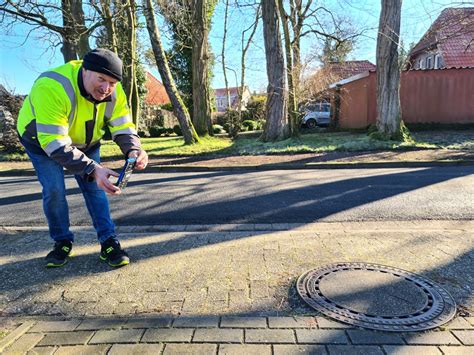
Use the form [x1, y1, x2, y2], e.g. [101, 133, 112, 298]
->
[335, 68, 474, 129]
[400, 69, 474, 124]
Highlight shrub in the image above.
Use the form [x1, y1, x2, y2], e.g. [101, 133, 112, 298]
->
[149, 125, 165, 137]
[155, 111, 165, 127]
[243, 95, 266, 121]
[160, 103, 173, 111]
[149, 125, 175, 137]
[212, 124, 225, 134]
[173, 124, 182, 136]
[138, 130, 150, 138]
[221, 109, 241, 136]
[164, 127, 175, 136]
[255, 119, 265, 130]
[215, 114, 225, 127]
[242, 120, 257, 131]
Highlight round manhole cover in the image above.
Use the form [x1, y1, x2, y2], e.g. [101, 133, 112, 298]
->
[296, 263, 456, 331]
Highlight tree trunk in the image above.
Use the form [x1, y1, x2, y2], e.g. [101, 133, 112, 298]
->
[260, 0, 289, 142]
[125, 0, 140, 127]
[72, 0, 90, 58]
[192, 0, 213, 136]
[100, 0, 118, 53]
[60, 35, 78, 62]
[292, 36, 301, 100]
[143, 0, 199, 144]
[61, 0, 79, 61]
[114, 0, 140, 126]
[221, 0, 231, 110]
[277, 0, 298, 137]
[60, 0, 90, 62]
[288, 0, 306, 117]
[376, 0, 403, 138]
[239, 4, 260, 122]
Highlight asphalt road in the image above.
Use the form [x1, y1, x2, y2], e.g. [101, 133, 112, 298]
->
[1, 167, 473, 226]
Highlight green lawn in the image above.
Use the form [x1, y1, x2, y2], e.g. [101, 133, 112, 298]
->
[2, 130, 473, 161]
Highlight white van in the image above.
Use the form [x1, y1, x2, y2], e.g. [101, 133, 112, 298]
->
[301, 102, 331, 128]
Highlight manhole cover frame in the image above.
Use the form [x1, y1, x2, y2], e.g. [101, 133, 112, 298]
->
[296, 262, 456, 332]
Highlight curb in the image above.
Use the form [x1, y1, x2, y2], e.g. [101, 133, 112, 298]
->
[1, 159, 473, 176]
[144, 159, 474, 171]
[0, 321, 34, 352]
[3, 220, 473, 233]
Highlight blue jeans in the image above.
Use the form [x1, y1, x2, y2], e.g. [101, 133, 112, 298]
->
[24, 145, 116, 244]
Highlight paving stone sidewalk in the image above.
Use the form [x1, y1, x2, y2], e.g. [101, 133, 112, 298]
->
[1, 315, 473, 354]
[1, 221, 473, 354]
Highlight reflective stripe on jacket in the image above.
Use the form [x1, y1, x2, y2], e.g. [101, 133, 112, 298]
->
[17, 60, 140, 176]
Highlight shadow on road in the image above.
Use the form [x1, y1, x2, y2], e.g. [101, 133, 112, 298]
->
[111, 167, 473, 225]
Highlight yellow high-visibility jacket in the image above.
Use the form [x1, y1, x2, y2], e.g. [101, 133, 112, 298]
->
[17, 60, 140, 176]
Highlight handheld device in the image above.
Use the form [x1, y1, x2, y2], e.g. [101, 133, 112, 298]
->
[115, 157, 136, 190]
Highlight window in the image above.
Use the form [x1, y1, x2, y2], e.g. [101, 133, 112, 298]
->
[434, 54, 441, 69]
[418, 58, 424, 69]
[427, 56, 433, 69]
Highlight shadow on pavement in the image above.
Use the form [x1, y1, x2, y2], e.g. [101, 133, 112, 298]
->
[0, 227, 472, 318]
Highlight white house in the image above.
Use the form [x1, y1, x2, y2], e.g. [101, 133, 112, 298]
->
[214, 86, 251, 113]
[407, 8, 474, 69]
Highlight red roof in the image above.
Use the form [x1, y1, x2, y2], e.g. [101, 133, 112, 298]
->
[325, 60, 376, 80]
[145, 72, 170, 106]
[410, 8, 474, 67]
[214, 87, 241, 97]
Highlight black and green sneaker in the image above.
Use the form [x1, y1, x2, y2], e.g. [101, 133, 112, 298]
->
[100, 237, 130, 267]
[45, 240, 73, 267]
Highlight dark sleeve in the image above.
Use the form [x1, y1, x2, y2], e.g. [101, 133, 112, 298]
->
[50, 145, 98, 176]
[113, 134, 142, 157]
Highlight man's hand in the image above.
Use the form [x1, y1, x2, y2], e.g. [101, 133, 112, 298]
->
[128, 149, 148, 170]
[92, 165, 121, 195]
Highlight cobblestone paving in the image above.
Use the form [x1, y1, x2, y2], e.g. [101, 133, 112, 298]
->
[1, 221, 473, 353]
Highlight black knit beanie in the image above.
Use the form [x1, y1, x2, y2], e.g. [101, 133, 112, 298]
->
[82, 48, 123, 81]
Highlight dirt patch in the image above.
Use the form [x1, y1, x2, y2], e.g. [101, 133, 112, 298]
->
[1, 149, 473, 172]
[142, 150, 474, 168]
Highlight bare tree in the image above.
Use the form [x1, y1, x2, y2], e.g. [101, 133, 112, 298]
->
[238, 3, 260, 122]
[155, 0, 215, 137]
[155, 1, 194, 115]
[120, 0, 140, 125]
[277, 0, 298, 136]
[221, 0, 231, 110]
[260, 0, 289, 142]
[143, 0, 199, 144]
[272, 1, 362, 136]
[61, 0, 91, 60]
[1, 1, 145, 127]
[376, 0, 403, 138]
[92, 0, 141, 125]
[91, 0, 119, 53]
[0, 0, 101, 62]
